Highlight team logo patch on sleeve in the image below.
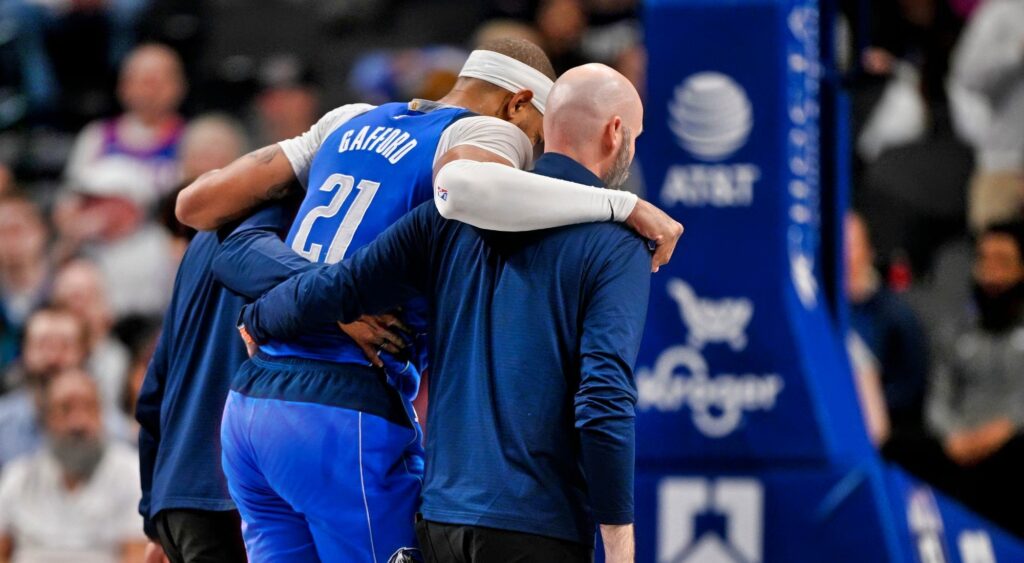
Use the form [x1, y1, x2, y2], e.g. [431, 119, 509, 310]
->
[436, 185, 448, 201]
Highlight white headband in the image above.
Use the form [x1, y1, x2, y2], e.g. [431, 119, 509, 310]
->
[458, 50, 552, 114]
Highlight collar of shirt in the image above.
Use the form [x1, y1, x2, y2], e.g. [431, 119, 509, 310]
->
[532, 152, 605, 188]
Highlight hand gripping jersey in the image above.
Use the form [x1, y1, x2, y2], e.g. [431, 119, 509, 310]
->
[262, 101, 472, 398]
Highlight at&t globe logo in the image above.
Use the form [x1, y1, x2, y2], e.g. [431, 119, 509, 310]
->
[661, 72, 761, 208]
[669, 72, 753, 161]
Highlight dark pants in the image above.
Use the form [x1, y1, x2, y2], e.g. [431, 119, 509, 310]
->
[154, 509, 247, 563]
[416, 519, 593, 563]
[883, 431, 1024, 538]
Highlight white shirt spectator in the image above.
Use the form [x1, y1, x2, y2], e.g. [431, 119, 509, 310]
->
[0, 442, 144, 563]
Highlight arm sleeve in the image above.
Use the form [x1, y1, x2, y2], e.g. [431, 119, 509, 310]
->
[434, 160, 638, 232]
[951, 4, 1024, 99]
[575, 236, 651, 524]
[432, 117, 638, 231]
[135, 306, 172, 539]
[212, 202, 319, 300]
[278, 103, 376, 188]
[241, 203, 435, 343]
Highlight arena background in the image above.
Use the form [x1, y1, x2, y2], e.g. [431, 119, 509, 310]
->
[1, 0, 1023, 561]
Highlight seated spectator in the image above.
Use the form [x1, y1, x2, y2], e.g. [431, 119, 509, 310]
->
[63, 43, 187, 203]
[0, 369, 146, 562]
[0, 308, 87, 467]
[50, 260, 130, 417]
[53, 159, 175, 320]
[846, 211, 929, 432]
[0, 196, 52, 376]
[885, 221, 1024, 538]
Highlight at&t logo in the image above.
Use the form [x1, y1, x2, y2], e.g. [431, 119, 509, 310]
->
[661, 72, 761, 209]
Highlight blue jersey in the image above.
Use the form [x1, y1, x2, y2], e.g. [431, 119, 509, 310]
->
[262, 102, 470, 375]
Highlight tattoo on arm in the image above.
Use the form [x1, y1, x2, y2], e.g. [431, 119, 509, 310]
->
[247, 145, 281, 165]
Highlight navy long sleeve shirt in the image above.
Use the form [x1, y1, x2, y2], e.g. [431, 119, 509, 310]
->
[242, 153, 652, 545]
[135, 202, 308, 538]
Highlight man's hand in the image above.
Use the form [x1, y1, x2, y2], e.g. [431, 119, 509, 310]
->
[944, 418, 1015, 466]
[238, 325, 259, 358]
[142, 541, 169, 563]
[339, 313, 413, 368]
[600, 523, 635, 563]
[625, 199, 684, 273]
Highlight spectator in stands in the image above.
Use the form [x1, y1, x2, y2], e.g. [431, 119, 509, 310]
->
[536, 0, 588, 74]
[251, 55, 320, 146]
[53, 158, 175, 320]
[64, 43, 187, 202]
[846, 211, 929, 433]
[179, 114, 248, 185]
[0, 308, 88, 467]
[951, 0, 1024, 232]
[0, 196, 51, 374]
[51, 260, 130, 417]
[0, 369, 147, 562]
[160, 113, 249, 261]
[889, 221, 1024, 538]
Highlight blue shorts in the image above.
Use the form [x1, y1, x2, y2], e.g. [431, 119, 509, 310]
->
[221, 355, 424, 562]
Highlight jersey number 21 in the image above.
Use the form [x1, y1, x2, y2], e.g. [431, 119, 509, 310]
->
[291, 173, 380, 263]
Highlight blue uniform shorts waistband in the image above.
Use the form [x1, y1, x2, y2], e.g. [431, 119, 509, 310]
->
[231, 352, 411, 428]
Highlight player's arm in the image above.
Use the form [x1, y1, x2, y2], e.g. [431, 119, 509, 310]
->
[176, 103, 375, 231]
[575, 236, 651, 562]
[432, 116, 682, 272]
[240, 203, 436, 344]
[211, 198, 316, 300]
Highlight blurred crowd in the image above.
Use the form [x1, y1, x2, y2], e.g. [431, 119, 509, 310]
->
[840, 0, 1024, 539]
[0, 0, 1021, 559]
[0, 0, 641, 561]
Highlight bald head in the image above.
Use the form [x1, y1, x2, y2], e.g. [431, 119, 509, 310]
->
[544, 64, 643, 186]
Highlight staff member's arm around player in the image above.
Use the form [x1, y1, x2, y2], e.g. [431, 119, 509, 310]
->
[173, 49, 681, 272]
[238, 63, 653, 563]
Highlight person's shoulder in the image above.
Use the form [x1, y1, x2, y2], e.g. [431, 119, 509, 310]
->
[570, 221, 648, 250]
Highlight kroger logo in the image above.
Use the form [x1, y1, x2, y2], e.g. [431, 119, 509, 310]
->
[669, 72, 754, 161]
[637, 280, 783, 438]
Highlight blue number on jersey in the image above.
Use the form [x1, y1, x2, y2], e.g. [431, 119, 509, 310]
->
[261, 102, 470, 370]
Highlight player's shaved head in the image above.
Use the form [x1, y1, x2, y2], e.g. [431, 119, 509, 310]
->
[440, 38, 554, 148]
[543, 64, 643, 187]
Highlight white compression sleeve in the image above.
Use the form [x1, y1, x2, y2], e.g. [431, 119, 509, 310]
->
[434, 159, 638, 232]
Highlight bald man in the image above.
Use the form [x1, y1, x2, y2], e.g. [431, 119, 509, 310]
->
[240, 64, 653, 563]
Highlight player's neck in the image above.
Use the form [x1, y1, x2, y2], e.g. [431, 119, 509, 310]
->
[436, 86, 501, 117]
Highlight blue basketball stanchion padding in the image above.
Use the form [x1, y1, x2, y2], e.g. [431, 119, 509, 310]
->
[635, 0, 1024, 560]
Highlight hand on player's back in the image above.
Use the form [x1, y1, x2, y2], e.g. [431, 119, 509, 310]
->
[339, 313, 413, 368]
[625, 199, 684, 273]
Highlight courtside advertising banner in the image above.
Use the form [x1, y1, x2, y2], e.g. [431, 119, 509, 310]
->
[637, 0, 868, 465]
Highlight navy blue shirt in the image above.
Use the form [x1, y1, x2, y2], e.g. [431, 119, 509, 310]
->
[850, 287, 928, 429]
[135, 202, 309, 538]
[242, 153, 652, 545]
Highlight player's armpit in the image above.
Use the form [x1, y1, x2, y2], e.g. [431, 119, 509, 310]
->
[176, 144, 298, 231]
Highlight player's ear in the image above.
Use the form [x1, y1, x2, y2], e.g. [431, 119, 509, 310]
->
[509, 90, 535, 117]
